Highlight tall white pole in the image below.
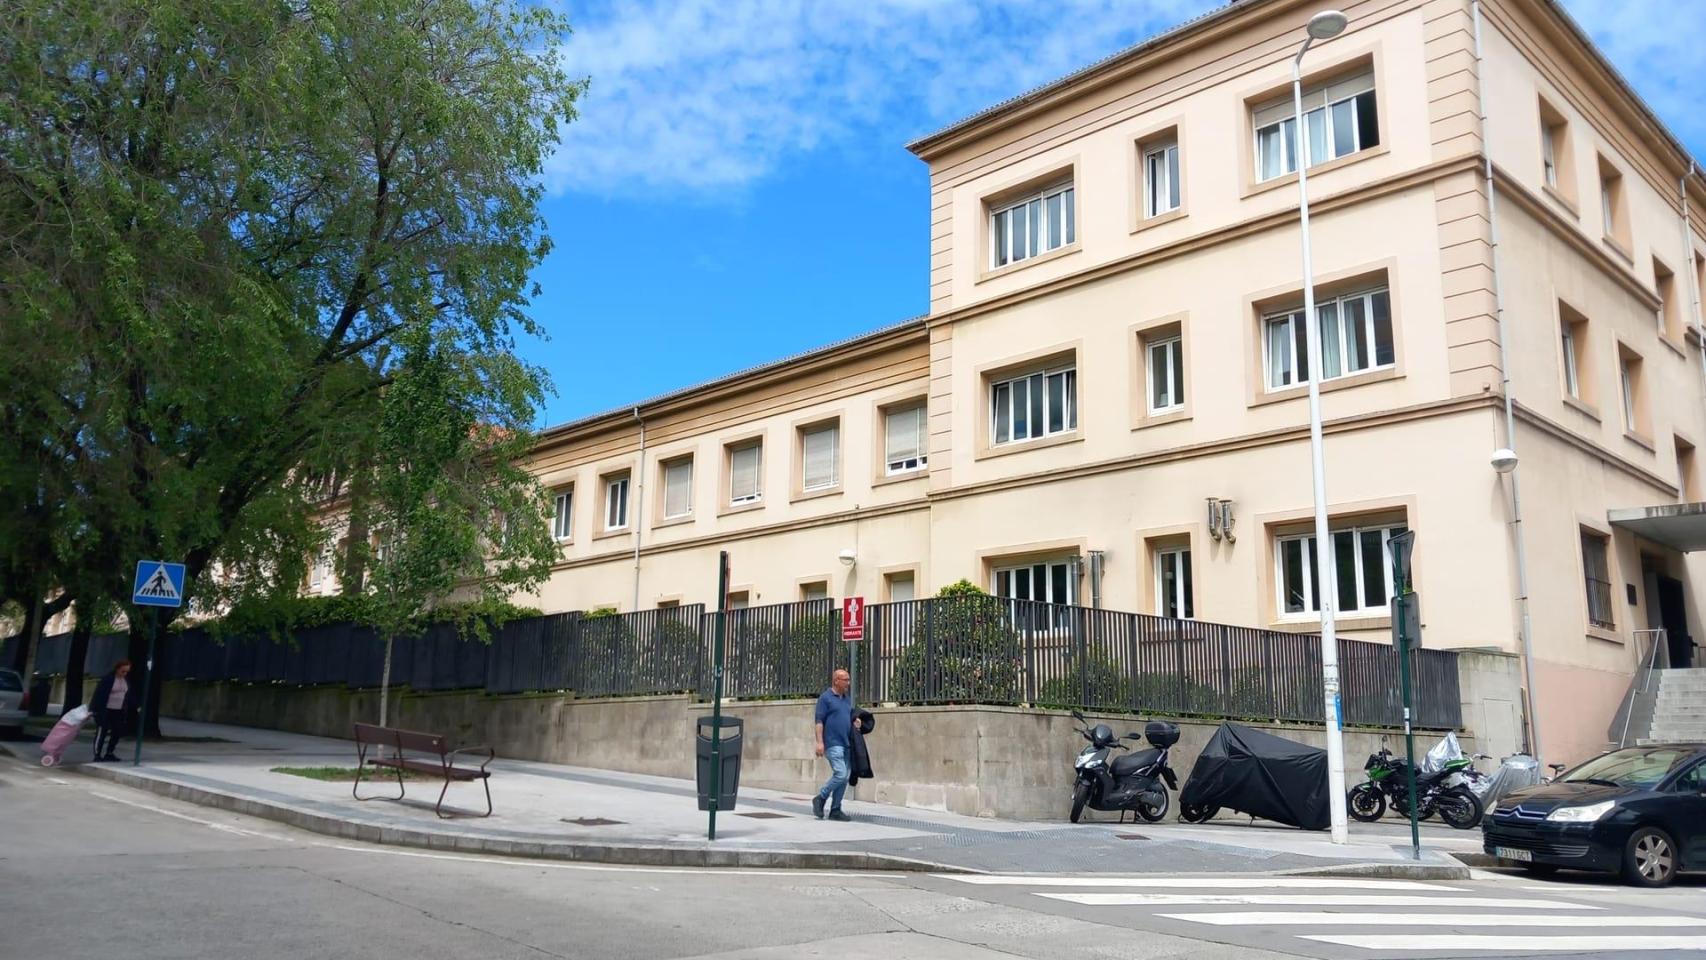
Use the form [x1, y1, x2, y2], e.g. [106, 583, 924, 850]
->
[1294, 40, 1349, 845]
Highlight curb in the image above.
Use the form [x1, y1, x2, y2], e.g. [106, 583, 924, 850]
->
[73, 762, 968, 874]
[1275, 860, 1471, 880]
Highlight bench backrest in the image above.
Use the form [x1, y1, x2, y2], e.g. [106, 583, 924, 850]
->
[353, 722, 448, 757]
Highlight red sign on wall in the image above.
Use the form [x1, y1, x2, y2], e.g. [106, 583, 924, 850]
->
[841, 596, 865, 641]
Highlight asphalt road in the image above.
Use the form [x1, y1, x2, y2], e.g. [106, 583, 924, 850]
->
[3, 752, 1702, 960]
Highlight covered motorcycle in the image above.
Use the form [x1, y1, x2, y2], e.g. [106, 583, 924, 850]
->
[1177, 722, 1329, 830]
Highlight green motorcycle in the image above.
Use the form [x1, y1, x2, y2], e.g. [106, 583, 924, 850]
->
[1347, 747, 1483, 829]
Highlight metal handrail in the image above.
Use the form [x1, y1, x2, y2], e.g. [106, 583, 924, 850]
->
[1617, 628, 1668, 748]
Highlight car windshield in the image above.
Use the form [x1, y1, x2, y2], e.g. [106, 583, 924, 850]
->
[0, 671, 23, 692]
[1561, 748, 1691, 788]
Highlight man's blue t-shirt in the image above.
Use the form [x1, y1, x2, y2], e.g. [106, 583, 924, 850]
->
[815, 688, 853, 751]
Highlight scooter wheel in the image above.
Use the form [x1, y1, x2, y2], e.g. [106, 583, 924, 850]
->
[1348, 784, 1386, 822]
[1135, 789, 1170, 823]
[1070, 782, 1091, 824]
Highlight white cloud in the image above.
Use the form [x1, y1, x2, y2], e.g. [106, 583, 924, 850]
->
[547, 0, 1218, 196]
[544, 0, 1706, 199]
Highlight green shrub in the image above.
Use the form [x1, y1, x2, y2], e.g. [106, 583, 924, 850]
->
[889, 581, 1020, 704]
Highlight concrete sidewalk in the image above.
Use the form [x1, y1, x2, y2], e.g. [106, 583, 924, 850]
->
[3, 718, 1476, 877]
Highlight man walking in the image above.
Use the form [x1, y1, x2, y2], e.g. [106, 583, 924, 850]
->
[812, 668, 853, 822]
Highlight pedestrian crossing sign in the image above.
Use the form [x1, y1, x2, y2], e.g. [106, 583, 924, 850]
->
[133, 560, 186, 608]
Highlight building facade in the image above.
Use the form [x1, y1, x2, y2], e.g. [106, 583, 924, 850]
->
[311, 0, 1706, 767]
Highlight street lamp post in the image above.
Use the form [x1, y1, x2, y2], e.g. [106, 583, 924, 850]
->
[1293, 8, 1352, 845]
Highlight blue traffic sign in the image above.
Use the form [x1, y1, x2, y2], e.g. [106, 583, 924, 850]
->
[133, 561, 186, 608]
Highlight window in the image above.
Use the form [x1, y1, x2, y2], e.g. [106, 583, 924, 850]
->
[603, 474, 630, 530]
[1560, 316, 1581, 399]
[1146, 335, 1185, 413]
[1655, 258, 1679, 339]
[1675, 436, 1697, 501]
[1599, 156, 1629, 248]
[1581, 530, 1614, 628]
[1558, 301, 1591, 405]
[1617, 343, 1647, 437]
[1276, 522, 1407, 617]
[1143, 140, 1180, 217]
[1697, 253, 1706, 326]
[800, 581, 829, 603]
[884, 403, 928, 475]
[1156, 547, 1194, 619]
[1254, 70, 1378, 182]
[726, 591, 750, 610]
[1538, 98, 1572, 195]
[1264, 287, 1393, 390]
[552, 488, 573, 541]
[309, 543, 333, 591]
[991, 181, 1075, 268]
[800, 422, 839, 492]
[729, 442, 762, 505]
[1541, 117, 1557, 187]
[993, 558, 1077, 606]
[662, 458, 693, 520]
[992, 365, 1077, 444]
[885, 571, 916, 603]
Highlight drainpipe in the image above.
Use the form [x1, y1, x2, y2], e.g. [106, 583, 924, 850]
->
[1473, 1, 1543, 762]
[1087, 550, 1105, 609]
[631, 407, 645, 613]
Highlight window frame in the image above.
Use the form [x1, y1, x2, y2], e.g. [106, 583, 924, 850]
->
[660, 457, 693, 521]
[1253, 71, 1378, 184]
[799, 420, 841, 494]
[602, 473, 630, 532]
[1262, 286, 1394, 392]
[727, 441, 764, 507]
[882, 402, 929, 477]
[1581, 529, 1615, 629]
[1561, 318, 1581, 399]
[989, 180, 1076, 270]
[1146, 334, 1185, 414]
[990, 364, 1078, 446]
[1275, 522, 1407, 620]
[552, 487, 574, 541]
[991, 558, 1078, 606]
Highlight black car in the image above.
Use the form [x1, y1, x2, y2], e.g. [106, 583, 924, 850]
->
[1483, 743, 1706, 886]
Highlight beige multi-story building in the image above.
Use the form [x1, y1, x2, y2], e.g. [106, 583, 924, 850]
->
[328, 0, 1706, 767]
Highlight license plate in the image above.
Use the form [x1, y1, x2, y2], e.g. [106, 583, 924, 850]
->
[1494, 846, 1533, 862]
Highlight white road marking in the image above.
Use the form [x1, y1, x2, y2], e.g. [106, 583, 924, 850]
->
[939, 875, 1458, 890]
[327, 845, 899, 879]
[88, 790, 274, 838]
[1038, 893, 1588, 908]
[1305, 934, 1706, 951]
[1161, 912, 1706, 927]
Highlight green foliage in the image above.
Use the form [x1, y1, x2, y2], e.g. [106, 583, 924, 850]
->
[889, 583, 1021, 704]
[194, 593, 540, 644]
[723, 611, 837, 699]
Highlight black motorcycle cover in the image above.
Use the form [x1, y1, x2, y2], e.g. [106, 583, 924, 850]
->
[1178, 723, 1329, 830]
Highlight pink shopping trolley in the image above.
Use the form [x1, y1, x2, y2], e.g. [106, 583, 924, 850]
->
[39, 704, 91, 767]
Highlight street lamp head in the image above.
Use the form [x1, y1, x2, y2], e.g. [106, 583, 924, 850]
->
[1490, 448, 1519, 474]
[1307, 10, 1349, 40]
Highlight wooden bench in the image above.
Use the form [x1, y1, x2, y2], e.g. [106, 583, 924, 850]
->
[352, 722, 494, 819]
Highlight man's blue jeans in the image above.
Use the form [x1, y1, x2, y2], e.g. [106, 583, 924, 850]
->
[817, 745, 849, 811]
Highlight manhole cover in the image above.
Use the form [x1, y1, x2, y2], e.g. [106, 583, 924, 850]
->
[1115, 833, 1149, 841]
[562, 817, 624, 826]
[737, 811, 788, 819]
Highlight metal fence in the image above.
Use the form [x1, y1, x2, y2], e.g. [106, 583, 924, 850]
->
[3, 594, 1461, 728]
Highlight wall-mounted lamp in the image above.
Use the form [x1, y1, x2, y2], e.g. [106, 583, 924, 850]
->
[1207, 498, 1237, 542]
[837, 548, 857, 567]
[1490, 448, 1519, 475]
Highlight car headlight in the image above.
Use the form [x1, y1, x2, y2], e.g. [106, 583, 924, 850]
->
[1546, 800, 1616, 823]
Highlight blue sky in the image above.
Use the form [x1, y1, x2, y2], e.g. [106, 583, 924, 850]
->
[523, 0, 1706, 428]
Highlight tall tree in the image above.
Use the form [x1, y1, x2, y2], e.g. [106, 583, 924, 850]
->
[0, 0, 583, 728]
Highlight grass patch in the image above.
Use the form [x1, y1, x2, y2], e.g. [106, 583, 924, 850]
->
[271, 765, 429, 782]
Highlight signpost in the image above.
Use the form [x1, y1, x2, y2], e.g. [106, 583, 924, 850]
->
[707, 551, 729, 841]
[842, 596, 864, 708]
[131, 561, 186, 766]
[1388, 532, 1421, 861]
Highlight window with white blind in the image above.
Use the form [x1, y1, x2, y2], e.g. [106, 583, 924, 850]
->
[801, 423, 839, 492]
[728, 442, 762, 505]
[603, 474, 629, 531]
[1253, 70, 1379, 182]
[800, 581, 829, 602]
[885, 571, 916, 602]
[662, 458, 693, 520]
[990, 181, 1075, 268]
[1264, 286, 1394, 391]
[1276, 522, 1406, 618]
[1144, 140, 1181, 217]
[552, 488, 573, 541]
[992, 366, 1076, 445]
[884, 404, 928, 475]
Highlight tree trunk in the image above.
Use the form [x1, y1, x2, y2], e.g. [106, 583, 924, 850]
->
[63, 611, 93, 713]
[378, 632, 393, 727]
[9, 597, 40, 674]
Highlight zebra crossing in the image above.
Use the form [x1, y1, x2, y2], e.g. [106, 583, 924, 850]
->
[938, 873, 1706, 954]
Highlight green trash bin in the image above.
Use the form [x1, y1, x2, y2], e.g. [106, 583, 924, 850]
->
[696, 715, 742, 811]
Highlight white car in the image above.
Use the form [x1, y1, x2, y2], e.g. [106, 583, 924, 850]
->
[0, 669, 27, 734]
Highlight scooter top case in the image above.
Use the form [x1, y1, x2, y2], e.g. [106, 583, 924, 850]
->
[1145, 721, 1181, 747]
[1111, 747, 1163, 778]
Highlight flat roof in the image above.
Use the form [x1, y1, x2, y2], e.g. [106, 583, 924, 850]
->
[1608, 503, 1706, 552]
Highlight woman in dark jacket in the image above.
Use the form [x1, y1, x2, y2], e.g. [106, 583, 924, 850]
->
[90, 660, 136, 762]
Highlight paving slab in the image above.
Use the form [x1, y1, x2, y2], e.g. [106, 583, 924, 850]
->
[3, 717, 1471, 877]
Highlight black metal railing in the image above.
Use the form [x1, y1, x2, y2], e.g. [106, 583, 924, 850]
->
[3, 594, 1461, 728]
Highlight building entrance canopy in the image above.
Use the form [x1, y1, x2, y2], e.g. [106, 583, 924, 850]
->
[1608, 502, 1706, 552]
